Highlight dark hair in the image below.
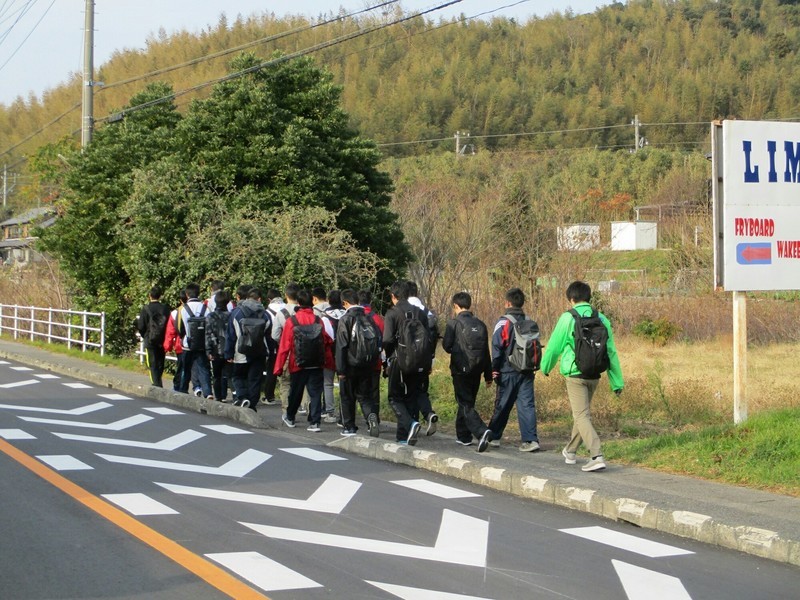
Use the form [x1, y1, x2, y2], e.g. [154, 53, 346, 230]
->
[247, 287, 262, 300]
[357, 289, 372, 305]
[390, 280, 409, 301]
[406, 280, 419, 297]
[265, 287, 281, 302]
[285, 282, 300, 302]
[185, 282, 201, 299]
[341, 289, 359, 306]
[566, 280, 592, 303]
[505, 287, 525, 308]
[215, 290, 230, 307]
[327, 289, 342, 308]
[311, 286, 327, 301]
[296, 289, 313, 308]
[452, 291, 471, 310]
[236, 284, 252, 300]
[210, 279, 225, 292]
[179, 289, 188, 305]
[149, 285, 162, 300]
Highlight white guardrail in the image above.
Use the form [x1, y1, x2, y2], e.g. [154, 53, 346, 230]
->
[0, 304, 105, 356]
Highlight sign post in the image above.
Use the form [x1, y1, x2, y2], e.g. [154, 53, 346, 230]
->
[712, 120, 800, 423]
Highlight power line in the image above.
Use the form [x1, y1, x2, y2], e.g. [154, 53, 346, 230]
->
[0, 0, 54, 74]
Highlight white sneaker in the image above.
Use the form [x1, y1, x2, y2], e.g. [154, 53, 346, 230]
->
[562, 447, 577, 465]
[307, 423, 321, 433]
[519, 441, 540, 452]
[582, 455, 606, 472]
[489, 439, 501, 448]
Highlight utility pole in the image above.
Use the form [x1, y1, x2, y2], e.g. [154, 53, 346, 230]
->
[455, 131, 470, 157]
[81, 0, 95, 148]
[632, 114, 640, 152]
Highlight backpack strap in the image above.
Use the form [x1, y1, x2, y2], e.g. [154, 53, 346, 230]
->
[281, 308, 291, 320]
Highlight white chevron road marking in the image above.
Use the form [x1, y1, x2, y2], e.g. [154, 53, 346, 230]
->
[97, 448, 271, 477]
[561, 526, 693, 558]
[206, 552, 321, 592]
[55, 429, 204, 450]
[0, 401, 111, 415]
[366, 581, 494, 600]
[20, 414, 152, 431]
[613, 560, 693, 600]
[0, 379, 39, 388]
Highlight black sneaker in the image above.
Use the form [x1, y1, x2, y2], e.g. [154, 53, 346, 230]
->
[238, 398, 251, 409]
[425, 413, 438, 436]
[367, 413, 380, 438]
[407, 421, 421, 446]
[477, 429, 493, 453]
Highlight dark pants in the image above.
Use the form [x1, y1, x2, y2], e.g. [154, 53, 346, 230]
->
[340, 367, 376, 432]
[488, 370, 538, 443]
[453, 370, 489, 443]
[172, 352, 185, 391]
[369, 370, 381, 421]
[287, 368, 323, 425]
[387, 361, 422, 441]
[180, 350, 211, 397]
[145, 345, 165, 388]
[232, 358, 265, 406]
[414, 373, 435, 421]
[261, 354, 278, 401]
[210, 357, 231, 401]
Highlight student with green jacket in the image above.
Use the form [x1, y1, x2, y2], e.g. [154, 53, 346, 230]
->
[540, 281, 623, 472]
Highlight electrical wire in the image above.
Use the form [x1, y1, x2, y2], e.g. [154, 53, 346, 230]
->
[0, 0, 55, 73]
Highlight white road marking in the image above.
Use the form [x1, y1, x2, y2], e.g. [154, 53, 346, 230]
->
[612, 560, 693, 600]
[157, 474, 361, 514]
[20, 414, 152, 431]
[10, 366, 33, 371]
[97, 448, 271, 477]
[202, 424, 251, 434]
[206, 552, 321, 592]
[55, 429, 204, 450]
[0, 379, 39, 388]
[102, 493, 179, 516]
[144, 407, 184, 415]
[366, 581, 494, 600]
[560, 526, 694, 558]
[98, 393, 131, 400]
[391, 479, 481, 499]
[242, 509, 489, 567]
[0, 360, 9, 364]
[33, 373, 60, 379]
[279, 447, 346, 461]
[37, 455, 93, 471]
[0, 428, 35, 440]
[63, 382, 92, 389]
[0, 401, 111, 415]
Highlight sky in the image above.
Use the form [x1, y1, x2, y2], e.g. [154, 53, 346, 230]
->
[0, 1, 609, 106]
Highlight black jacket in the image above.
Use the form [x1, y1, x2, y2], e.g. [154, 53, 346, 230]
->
[136, 301, 171, 347]
[442, 310, 492, 380]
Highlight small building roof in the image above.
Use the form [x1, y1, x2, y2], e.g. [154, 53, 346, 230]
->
[0, 206, 55, 227]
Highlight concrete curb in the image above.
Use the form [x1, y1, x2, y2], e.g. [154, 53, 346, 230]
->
[0, 347, 262, 429]
[328, 436, 800, 567]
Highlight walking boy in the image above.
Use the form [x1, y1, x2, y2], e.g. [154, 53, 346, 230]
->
[441, 292, 494, 452]
[488, 288, 540, 452]
[136, 285, 171, 388]
[540, 281, 624, 472]
[178, 283, 212, 398]
[206, 290, 232, 401]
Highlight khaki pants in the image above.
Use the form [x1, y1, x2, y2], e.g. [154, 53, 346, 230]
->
[565, 377, 601, 458]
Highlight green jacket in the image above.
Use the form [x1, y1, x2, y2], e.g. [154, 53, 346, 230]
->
[540, 302, 624, 391]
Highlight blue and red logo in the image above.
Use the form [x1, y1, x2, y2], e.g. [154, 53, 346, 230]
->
[736, 243, 772, 265]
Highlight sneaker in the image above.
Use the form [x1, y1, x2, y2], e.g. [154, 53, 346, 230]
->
[425, 413, 438, 436]
[193, 388, 203, 397]
[489, 439, 501, 448]
[234, 398, 251, 409]
[340, 428, 357, 437]
[307, 423, 321, 433]
[519, 441, 540, 452]
[261, 397, 278, 406]
[477, 430, 493, 453]
[367, 413, 380, 438]
[456, 439, 474, 446]
[562, 447, 577, 465]
[323, 413, 339, 424]
[206, 395, 214, 401]
[397, 440, 408, 445]
[298, 408, 308, 415]
[582, 455, 606, 472]
[407, 421, 421, 446]
[282, 415, 295, 428]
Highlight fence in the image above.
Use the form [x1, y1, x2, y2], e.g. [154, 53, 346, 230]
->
[0, 304, 105, 355]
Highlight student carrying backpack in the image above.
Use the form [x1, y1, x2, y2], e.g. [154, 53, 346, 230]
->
[206, 290, 232, 402]
[178, 283, 212, 398]
[290, 315, 325, 368]
[568, 308, 610, 378]
[238, 304, 270, 358]
[184, 304, 207, 352]
[504, 314, 543, 373]
[395, 306, 433, 374]
[135, 285, 171, 388]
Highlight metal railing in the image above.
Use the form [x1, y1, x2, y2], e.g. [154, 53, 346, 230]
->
[0, 304, 105, 355]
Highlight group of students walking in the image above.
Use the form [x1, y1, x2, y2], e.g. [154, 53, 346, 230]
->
[136, 278, 623, 471]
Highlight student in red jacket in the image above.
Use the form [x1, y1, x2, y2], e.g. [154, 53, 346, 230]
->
[163, 290, 187, 391]
[273, 289, 334, 432]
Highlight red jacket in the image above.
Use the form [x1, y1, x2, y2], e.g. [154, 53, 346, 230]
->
[364, 305, 385, 372]
[162, 310, 183, 354]
[274, 307, 334, 374]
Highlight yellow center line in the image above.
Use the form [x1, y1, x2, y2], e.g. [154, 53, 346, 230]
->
[0, 438, 270, 600]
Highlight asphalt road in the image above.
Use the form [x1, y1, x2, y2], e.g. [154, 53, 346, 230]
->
[1, 358, 798, 599]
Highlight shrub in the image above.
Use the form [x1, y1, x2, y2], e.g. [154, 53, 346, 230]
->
[633, 316, 682, 345]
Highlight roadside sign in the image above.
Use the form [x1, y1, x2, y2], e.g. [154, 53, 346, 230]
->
[712, 120, 800, 291]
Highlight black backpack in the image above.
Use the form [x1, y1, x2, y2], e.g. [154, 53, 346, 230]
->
[504, 314, 542, 372]
[454, 315, 488, 374]
[395, 308, 433, 374]
[291, 315, 325, 368]
[348, 312, 381, 368]
[146, 309, 168, 347]
[206, 310, 230, 357]
[184, 304, 207, 351]
[237, 305, 268, 358]
[569, 308, 610, 378]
